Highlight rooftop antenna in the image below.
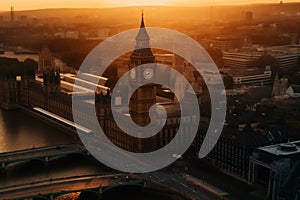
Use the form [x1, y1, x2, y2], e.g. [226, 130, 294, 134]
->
[210, 6, 213, 23]
[10, 5, 14, 23]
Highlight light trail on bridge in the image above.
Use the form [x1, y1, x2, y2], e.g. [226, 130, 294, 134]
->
[0, 173, 143, 200]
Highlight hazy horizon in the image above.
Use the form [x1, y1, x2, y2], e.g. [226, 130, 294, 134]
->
[1, 0, 299, 11]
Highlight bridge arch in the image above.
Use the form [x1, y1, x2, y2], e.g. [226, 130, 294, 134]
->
[76, 190, 100, 200]
[32, 196, 50, 200]
[0, 145, 88, 171]
[53, 189, 99, 199]
[3, 157, 46, 169]
[101, 182, 145, 194]
[63, 151, 89, 158]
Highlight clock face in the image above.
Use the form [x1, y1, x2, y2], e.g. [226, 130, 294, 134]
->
[130, 68, 136, 79]
[143, 68, 153, 80]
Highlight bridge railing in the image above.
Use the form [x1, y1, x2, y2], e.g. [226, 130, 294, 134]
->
[0, 144, 88, 169]
[0, 144, 84, 156]
[0, 172, 123, 191]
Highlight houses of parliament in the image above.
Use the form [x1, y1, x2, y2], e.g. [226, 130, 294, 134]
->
[0, 13, 286, 187]
[0, 13, 200, 154]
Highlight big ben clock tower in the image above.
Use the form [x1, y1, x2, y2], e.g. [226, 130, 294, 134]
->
[129, 11, 156, 127]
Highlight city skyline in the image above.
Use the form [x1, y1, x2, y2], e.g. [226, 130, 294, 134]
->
[1, 0, 299, 10]
[0, 1, 299, 199]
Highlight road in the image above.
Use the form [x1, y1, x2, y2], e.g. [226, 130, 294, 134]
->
[136, 171, 226, 200]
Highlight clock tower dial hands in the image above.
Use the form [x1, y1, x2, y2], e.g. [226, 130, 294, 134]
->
[143, 68, 153, 80]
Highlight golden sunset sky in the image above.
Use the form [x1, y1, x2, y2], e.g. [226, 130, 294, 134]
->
[1, 0, 299, 10]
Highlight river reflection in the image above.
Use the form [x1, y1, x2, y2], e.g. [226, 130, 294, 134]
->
[0, 109, 74, 152]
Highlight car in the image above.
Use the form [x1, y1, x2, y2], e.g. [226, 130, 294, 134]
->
[172, 154, 183, 159]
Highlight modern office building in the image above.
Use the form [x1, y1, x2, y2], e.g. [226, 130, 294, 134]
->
[200, 36, 243, 52]
[223, 50, 261, 69]
[270, 45, 300, 73]
[223, 45, 300, 75]
[221, 66, 272, 86]
[195, 123, 271, 181]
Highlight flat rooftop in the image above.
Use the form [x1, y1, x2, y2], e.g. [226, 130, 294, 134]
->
[222, 67, 267, 77]
[201, 36, 242, 41]
[257, 141, 300, 157]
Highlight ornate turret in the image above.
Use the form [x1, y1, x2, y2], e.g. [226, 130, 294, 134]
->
[37, 47, 56, 76]
[38, 46, 60, 94]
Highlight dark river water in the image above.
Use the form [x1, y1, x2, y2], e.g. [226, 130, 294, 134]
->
[0, 109, 73, 153]
[0, 109, 106, 185]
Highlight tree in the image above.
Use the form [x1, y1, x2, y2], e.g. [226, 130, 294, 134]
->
[223, 75, 234, 89]
[205, 47, 223, 68]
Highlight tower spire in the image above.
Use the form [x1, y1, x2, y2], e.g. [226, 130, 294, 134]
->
[140, 9, 145, 28]
[135, 10, 150, 48]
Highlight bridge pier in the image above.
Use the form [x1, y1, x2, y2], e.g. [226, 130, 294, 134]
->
[98, 194, 104, 200]
[86, 150, 91, 156]
[0, 162, 6, 174]
[97, 186, 105, 200]
[44, 157, 49, 167]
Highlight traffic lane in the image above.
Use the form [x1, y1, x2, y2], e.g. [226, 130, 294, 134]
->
[150, 171, 221, 200]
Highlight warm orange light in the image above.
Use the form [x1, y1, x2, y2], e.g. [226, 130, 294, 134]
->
[1, 0, 300, 10]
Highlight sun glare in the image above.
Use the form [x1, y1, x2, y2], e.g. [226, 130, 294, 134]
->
[1, 0, 299, 10]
